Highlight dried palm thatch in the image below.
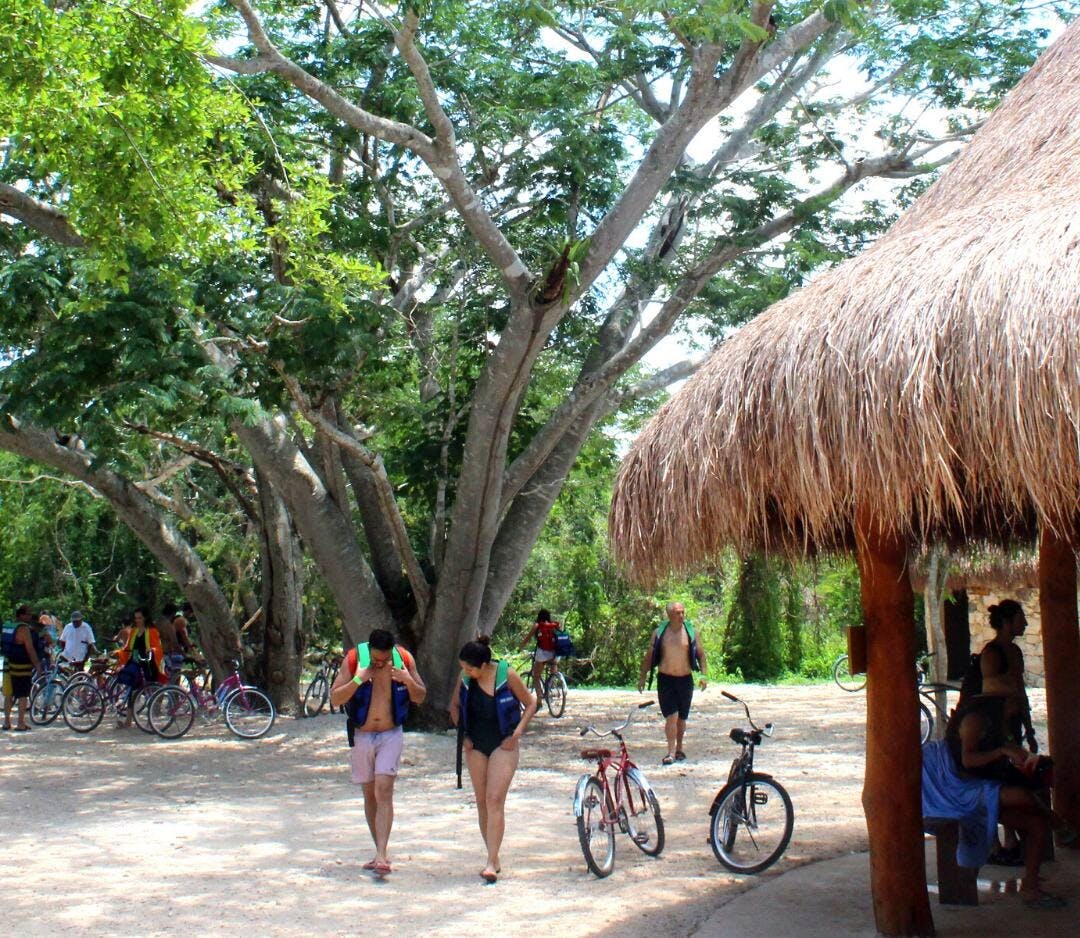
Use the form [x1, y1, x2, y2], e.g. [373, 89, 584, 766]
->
[611, 21, 1080, 585]
[908, 544, 1038, 594]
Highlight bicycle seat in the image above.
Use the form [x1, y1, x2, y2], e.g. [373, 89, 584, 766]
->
[580, 748, 613, 761]
[730, 728, 762, 746]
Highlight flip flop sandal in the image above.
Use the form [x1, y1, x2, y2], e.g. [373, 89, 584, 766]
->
[480, 870, 498, 884]
[13, 726, 30, 732]
[675, 751, 687, 761]
[362, 860, 379, 870]
[661, 755, 675, 766]
[372, 862, 392, 875]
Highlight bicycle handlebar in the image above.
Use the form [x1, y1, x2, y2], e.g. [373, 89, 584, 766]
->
[721, 690, 774, 736]
[579, 701, 655, 738]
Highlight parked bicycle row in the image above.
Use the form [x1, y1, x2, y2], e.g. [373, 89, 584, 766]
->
[2, 603, 275, 740]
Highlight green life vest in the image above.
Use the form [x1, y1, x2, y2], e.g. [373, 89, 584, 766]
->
[347, 642, 410, 727]
[650, 620, 701, 674]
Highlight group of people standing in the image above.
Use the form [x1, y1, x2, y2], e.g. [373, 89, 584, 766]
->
[2, 606, 97, 730]
[0, 602, 199, 731]
[326, 602, 707, 884]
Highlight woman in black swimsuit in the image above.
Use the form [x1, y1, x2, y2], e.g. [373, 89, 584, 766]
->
[450, 636, 536, 884]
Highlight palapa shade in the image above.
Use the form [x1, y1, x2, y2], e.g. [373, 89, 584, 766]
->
[611, 20, 1080, 585]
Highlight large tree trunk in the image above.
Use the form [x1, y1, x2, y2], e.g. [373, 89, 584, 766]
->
[235, 417, 395, 641]
[1039, 524, 1080, 833]
[338, 448, 415, 623]
[0, 418, 241, 677]
[855, 509, 934, 937]
[480, 404, 606, 631]
[251, 471, 304, 713]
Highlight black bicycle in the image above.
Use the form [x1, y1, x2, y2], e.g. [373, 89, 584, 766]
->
[708, 690, 794, 874]
[301, 648, 342, 717]
[519, 651, 569, 718]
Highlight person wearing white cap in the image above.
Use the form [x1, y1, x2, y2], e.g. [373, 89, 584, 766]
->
[59, 611, 97, 670]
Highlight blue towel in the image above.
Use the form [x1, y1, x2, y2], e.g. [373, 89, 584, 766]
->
[922, 739, 1001, 867]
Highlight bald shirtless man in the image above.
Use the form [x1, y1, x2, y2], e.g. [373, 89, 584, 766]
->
[638, 602, 707, 765]
[330, 628, 426, 875]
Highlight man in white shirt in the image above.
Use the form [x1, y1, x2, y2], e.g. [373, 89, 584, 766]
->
[59, 610, 97, 670]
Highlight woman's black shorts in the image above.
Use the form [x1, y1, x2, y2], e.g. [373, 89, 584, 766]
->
[657, 673, 694, 720]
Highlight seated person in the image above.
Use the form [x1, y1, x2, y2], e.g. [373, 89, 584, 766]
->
[925, 695, 1074, 910]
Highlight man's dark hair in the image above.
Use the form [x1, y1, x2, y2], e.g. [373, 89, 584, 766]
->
[15, 604, 30, 617]
[162, 602, 177, 618]
[368, 629, 395, 651]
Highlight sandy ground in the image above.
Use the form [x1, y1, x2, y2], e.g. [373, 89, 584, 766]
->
[0, 684, 1049, 937]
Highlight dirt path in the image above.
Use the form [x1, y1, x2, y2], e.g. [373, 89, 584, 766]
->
[0, 684, 1049, 937]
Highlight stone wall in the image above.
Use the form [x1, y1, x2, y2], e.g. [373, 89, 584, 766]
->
[967, 587, 1045, 687]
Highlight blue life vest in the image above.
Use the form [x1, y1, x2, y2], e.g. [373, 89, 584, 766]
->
[2, 621, 31, 664]
[459, 659, 521, 740]
[650, 620, 701, 673]
[347, 643, 411, 728]
[0, 620, 17, 659]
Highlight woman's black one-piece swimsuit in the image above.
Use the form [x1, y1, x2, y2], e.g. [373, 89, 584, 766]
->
[466, 684, 504, 757]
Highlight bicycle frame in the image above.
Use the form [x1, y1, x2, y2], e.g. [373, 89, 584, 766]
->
[573, 739, 655, 831]
[573, 703, 657, 824]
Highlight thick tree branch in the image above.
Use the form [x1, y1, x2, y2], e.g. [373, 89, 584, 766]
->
[573, 10, 833, 300]
[123, 422, 260, 524]
[221, 0, 435, 155]
[0, 416, 240, 673]
[0, 184, 84, 246]
[611, 358, 705, 409]
[280, 374, 431, 620]
[500, 147, 917, 512]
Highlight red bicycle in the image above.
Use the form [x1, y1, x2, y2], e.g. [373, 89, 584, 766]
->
[573, 701, 665, 877]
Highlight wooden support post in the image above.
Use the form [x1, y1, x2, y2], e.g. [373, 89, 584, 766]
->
[855, 509, 935, 937]
[1039, 525, 1080, 833]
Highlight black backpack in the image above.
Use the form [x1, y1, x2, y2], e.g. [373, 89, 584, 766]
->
[958, 642, 1005, 700]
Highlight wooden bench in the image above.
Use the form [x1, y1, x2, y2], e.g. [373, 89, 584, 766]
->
[923, 817, 979, 905]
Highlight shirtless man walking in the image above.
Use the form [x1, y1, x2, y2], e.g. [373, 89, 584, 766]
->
[330, 628, 426, 875]
[638, 602, 707, 765]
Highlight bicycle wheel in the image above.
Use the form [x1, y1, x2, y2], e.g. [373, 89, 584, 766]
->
[919, 701, 933, 745]
[832, 654, 866, 692]
[302, 675, 328, 718]
[624, 774, 664, 856]
[544, 671, 568, 718]
[224, 686, 276, 739]
[576, 776, 616, 878]
[30, 678, 67, 725]
[149, 686, 196, 739]
[710, 773, 794, 874]
[62, 682, 105, 733]
[132, 684, 157, 734]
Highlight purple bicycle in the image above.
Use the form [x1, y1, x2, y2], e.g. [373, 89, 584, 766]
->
[146, 659, 275, 739]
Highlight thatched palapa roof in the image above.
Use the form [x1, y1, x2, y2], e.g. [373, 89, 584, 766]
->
[908, 544, 1038, 594]
[611, 21, 1080, 584]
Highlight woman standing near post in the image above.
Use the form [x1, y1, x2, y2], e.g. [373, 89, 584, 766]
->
[450, 636, 537, 884]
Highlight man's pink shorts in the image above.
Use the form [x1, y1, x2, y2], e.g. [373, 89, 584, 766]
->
[349, 726, 404, 784]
